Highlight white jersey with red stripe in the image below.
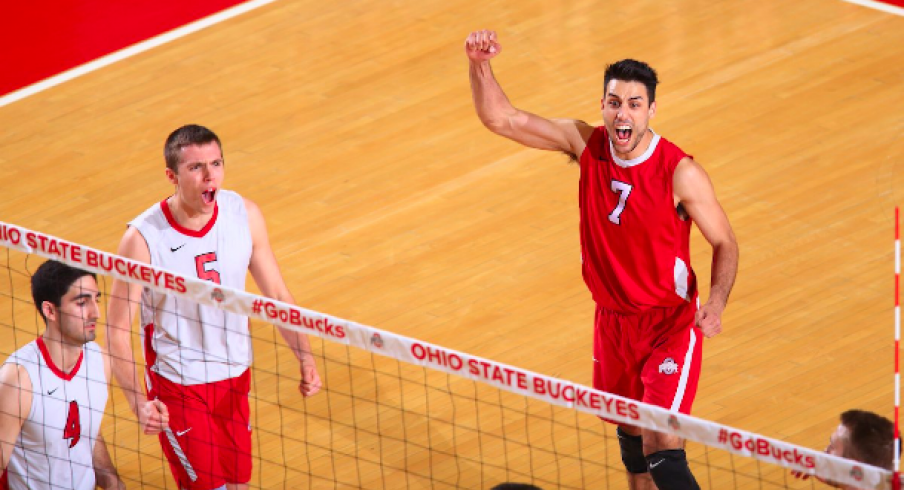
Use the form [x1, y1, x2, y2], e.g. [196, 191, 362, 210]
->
[1, 339, 107, 490]
[130, 189, 253, 386]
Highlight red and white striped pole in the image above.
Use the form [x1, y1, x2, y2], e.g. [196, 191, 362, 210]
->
[895, 206, 901, 490]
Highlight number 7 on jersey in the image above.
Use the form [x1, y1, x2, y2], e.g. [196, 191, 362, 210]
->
[608, 180, 633, 225]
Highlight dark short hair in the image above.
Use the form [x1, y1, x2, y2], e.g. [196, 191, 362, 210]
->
[840, 409, 894, 470]
[31, 260, 96, 323]
[164, 124, 223, 171]
[604, 59, 659, 103]
[489, 484, 544, 490]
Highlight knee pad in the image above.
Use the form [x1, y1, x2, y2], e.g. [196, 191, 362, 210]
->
[616, 427, 647, 474]
[646, 449, 700, 490]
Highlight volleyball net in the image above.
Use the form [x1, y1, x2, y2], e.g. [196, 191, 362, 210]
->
[0, 221, 893, 489]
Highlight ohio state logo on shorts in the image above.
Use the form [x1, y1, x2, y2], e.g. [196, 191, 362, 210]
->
[658, 358, 679, 375]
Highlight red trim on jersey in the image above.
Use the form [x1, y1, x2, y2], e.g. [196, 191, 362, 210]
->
[36, 336, 83, 381]
[1, 468, 9, 490]
[160, 198, 218, 238]
[144, 323, 157, 370]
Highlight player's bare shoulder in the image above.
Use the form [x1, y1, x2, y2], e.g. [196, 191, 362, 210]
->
[242, 197, 272, 251]
[242, 197, 266, 228]
[0, 362, 32, 418]
[674, 155, 701, 175]
[673, 157, 716, 201]
[0, 362, 30, 392]
[555, 119, 594, 162]
[575, 119, 595, 147]
[118, 225, 151, 262]
[242, 196, 262, 214]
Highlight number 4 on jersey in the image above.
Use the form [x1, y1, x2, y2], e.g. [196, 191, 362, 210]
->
[63, 400, 81, 448]
[608, 180, 633, 224]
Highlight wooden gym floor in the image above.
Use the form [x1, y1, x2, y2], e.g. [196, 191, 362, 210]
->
[1, 0, 903, 487]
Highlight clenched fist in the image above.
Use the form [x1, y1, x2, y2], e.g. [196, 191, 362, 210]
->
[465, 30, 502, 62]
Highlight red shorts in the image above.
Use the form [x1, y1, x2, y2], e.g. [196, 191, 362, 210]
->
[592, 300, 702, 423]
[147, 369, 252, 489]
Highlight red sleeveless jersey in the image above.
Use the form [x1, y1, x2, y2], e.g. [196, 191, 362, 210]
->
[578, 127, 697, 314]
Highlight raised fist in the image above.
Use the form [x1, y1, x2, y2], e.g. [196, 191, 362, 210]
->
[465, 30, 502, 62]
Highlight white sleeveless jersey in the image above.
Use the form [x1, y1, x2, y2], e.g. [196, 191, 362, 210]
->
[130, 190, 253, 385]
[2, 339, 107, 490]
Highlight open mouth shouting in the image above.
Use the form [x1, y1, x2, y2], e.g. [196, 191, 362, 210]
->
[201, 188, 217, 205]
[614, 124, 633, 146]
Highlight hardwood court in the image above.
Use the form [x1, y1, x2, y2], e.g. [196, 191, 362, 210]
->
[1, 0, 903, 487]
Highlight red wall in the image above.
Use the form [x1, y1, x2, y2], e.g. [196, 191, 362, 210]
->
[0, 0, 248, 96]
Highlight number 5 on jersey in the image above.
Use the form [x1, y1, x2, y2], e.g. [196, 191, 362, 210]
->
[195, 252, 221, 284]
[608, 180, 633, 225]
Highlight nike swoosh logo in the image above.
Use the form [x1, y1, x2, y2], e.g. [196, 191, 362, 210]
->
[170, 244, 185, 252]
[47, 388, 58, 395]
[176, 427, 192, 437]
[649, 459, 664, 469]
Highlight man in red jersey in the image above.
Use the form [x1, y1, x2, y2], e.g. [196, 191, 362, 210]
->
[465, 30, 738, 490]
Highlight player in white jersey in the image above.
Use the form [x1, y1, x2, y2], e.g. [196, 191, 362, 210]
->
[107, 124, 322, 490]
[0, 260, 124, 490]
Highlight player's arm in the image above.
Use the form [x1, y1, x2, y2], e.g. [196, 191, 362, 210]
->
[0, 363, 31, 474]
[673, 157, 739, 338]
[245, 198, 322, 397]
[106, 227, 168, 434]
[465, 30, 593, 158]
[93, 433, 125, 489]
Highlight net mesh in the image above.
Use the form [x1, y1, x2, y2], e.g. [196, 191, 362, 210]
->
[0, 222, 892, 489]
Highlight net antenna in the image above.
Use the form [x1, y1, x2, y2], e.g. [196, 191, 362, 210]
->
[895, 206, 901, 490]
